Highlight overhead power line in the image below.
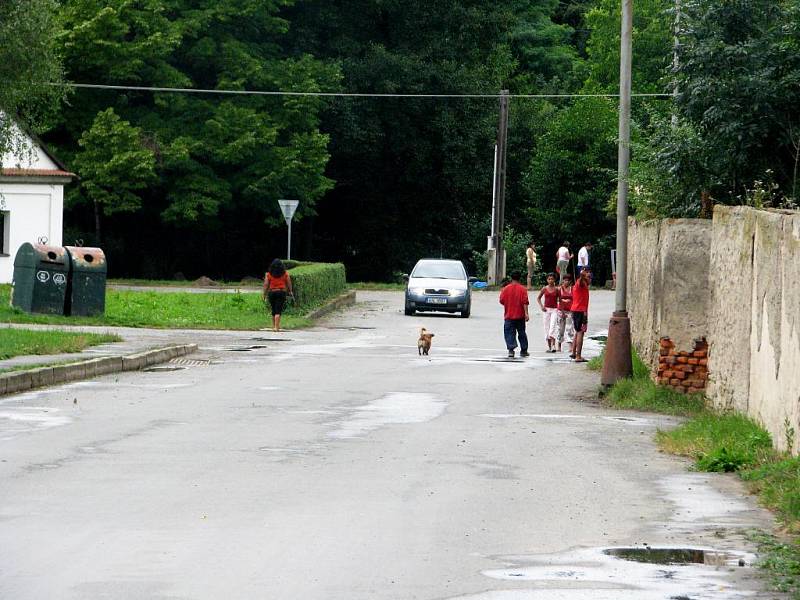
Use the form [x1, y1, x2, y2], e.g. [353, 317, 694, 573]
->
[59, 82, 672, 99]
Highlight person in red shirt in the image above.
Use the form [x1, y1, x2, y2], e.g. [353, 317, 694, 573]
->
[499, 271, 530, 358]
[571, 268, 591, 362]
[262, 259, 294, 332]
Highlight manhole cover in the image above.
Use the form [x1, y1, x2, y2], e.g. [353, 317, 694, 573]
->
[605, 547, 739, 566]
[143, 366, 187, 372]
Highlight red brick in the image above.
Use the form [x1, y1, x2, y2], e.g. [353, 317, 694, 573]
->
[662, 370, 674, 379]
[699, 358, 708, 366]
[692, 351, 706, 358]
[688, 358, 699, 365]
[660, 348, 670, 356]
[673, 371, 687, 380]
[676, 356, 688, 364]
[660, 338, 674, 348]
[665, 356, 677, 365]
[678, 351, 690, 358]
[670, 378, 681, 386]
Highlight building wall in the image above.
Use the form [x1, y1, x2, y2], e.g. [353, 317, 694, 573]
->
[627, 218, 712, 372]
[628, 206, 800, 453]
[0, 182, 64, 283]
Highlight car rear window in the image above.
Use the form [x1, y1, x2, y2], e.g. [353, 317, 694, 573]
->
[412, 261, 465, 280]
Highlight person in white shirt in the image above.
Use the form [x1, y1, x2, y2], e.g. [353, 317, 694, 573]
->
[577, 242, 592, 277]
[555, 241, 572, 283]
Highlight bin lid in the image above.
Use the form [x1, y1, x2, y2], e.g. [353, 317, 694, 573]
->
[13, 242, 69, 270]
[65, 246, 108, 273]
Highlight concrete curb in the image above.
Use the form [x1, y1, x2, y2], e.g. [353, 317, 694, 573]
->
[305, 290, 357, 321]
[0, 344, 198, 397]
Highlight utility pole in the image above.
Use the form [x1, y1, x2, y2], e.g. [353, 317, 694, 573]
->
[488, 89, 510, 285]
[601, 0, 634, 385]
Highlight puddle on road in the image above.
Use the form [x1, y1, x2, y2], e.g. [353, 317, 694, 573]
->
[462, 544, 756, 600]
[328, 392, 447, 439]
[226, 345, 268, 352]
[604, 547, 740, 567]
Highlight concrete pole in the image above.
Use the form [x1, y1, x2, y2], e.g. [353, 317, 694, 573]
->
[601, 0, 634, 385]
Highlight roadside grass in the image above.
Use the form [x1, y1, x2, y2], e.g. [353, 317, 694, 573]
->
[0, 285, 309, 330]
[749, 531, 800, 598]
[600, 349, 706, 417]
[0, 328, 120, 360]
[599, 345, 800, 591]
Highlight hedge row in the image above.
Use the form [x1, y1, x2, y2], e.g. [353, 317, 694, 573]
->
[288, 262, 347, 310]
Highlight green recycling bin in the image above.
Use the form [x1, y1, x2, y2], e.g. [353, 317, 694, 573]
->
[11, 243, 70, 315]
[65, 246, 107, 316]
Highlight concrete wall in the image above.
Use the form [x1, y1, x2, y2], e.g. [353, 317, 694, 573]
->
[629, 206, 800, 453]
[627, 218, 712, 371]
[708, 206, 800, 453]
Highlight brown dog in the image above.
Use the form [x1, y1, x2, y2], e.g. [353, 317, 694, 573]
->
[418, 328, 434, 355]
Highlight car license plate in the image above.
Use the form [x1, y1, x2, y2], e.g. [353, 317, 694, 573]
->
[427, 297, 447, 304]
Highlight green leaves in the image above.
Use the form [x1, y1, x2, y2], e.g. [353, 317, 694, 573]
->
[73, 108, 156, 214]
[0, 0, 64, 156]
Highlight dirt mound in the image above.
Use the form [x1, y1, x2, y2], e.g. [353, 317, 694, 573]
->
[193, 276, 219, 287]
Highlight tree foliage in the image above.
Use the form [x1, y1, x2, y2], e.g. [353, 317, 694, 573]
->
[0, 0, 64, 158]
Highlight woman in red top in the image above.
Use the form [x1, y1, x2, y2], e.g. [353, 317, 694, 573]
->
[536, 273, 560, 352]
[263, 259, 294, 332]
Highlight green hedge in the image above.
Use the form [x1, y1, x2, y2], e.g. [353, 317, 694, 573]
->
[289, 262, 347, 310]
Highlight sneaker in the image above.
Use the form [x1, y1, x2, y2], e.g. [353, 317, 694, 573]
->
[508, 349, 515, 358]
[520, 351, 530, 357]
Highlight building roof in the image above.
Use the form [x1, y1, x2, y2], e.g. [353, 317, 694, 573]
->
[1, 168, 75, 179]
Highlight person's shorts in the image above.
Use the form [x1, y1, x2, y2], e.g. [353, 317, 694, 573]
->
[557, 260, 569, 275]
[571, 310, 588, 332]
[527, 263, 535, 278]
[268, 290, 287, 315]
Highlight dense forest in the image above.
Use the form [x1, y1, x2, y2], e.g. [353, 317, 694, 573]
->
[12, 0, 800, 282]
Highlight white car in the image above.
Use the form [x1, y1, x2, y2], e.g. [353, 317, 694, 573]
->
[403, 259, 475, 318]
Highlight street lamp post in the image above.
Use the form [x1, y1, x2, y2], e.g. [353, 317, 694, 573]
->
[601, 0, 634, 385]
[277, 199, 299, 261]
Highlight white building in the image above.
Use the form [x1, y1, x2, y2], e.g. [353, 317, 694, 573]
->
[0, 129, 74, 283]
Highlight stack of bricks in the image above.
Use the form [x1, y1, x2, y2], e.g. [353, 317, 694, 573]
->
[657, 337, 709, 394]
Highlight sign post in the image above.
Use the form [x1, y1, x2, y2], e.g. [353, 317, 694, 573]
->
[277, 199, 299, 260]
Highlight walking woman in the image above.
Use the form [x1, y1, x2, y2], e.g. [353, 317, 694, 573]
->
[263, 259, 294, 332]
[536, 273, 560, 352]
[525, 241, 538, 290]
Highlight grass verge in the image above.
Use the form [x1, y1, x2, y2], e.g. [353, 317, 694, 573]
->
[749, 531, 800, 598]
[0, 328, 120, 360]
[599, 349, 706, 417]
[600, 346, 800, 593]
[0, 285, 311, 330]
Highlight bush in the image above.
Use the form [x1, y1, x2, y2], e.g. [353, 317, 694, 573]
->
[289, 262, 347, 310]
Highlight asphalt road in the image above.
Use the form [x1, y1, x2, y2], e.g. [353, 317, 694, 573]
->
[0, 290, 777, 599]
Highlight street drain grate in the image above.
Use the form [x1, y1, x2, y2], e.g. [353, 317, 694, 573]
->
[143, 366, 187, 372]
[605, 547, 741, 567]
[169, 358, 211, 366]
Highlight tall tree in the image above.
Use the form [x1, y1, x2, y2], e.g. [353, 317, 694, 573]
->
[50, 0, 339, 277]
[0, 0, 64, 157]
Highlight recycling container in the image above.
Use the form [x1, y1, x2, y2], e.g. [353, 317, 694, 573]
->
[65, 246, 107, 316]
[11, 243, 70, 315]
